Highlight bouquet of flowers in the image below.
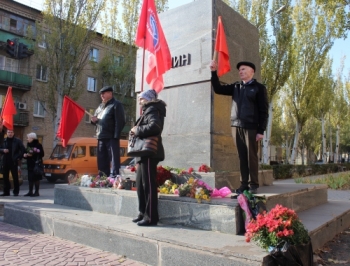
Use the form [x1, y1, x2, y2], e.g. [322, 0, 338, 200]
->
[156, 166, 172, 186]
[90, 175, 117, 188]
[159, 179, 178, 194]
[245, 204, 309, 250]
[198, 164, 211, 173]
[178, 177, 213, 203]
[26, 147, 40, 155]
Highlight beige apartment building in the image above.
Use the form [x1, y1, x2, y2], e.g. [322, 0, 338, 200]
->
[0, 0, 135, 158]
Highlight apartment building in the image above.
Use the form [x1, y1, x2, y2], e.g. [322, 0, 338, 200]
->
[0, 0, 135, 158]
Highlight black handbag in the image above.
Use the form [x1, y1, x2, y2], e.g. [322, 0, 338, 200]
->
[33, 159, 44, 176]
[127, 115, 158, 157]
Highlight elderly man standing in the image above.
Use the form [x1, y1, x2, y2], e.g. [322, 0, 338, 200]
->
[0, 129, 25, 196]
[91, 86, 126, 177]
[210, 60, 269, 194]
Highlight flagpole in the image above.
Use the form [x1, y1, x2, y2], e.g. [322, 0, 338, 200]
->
[212, 51, 217, 61]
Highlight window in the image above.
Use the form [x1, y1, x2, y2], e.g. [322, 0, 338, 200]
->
[68, 74, 76, 88]
[10, 18, 17, 29]
[38, 34, 47, 48]
[89, 146, 97, 157]
[72, 146, 86, 158]
[34, 100, 45, 117]
[0, 55, 18, 73]
[36, 65, 48, 81]
[87, 77, 97, 92]
[114, 55, 124, 67]
[89, 48, 99, 62]
[85, 108, 95, 122]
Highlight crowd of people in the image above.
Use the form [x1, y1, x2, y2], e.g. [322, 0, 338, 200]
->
[0, 59, 268, 227]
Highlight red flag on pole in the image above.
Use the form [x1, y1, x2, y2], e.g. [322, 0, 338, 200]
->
[57, 96, 85, 147]
[135, 0, 171, 93]
[214, 16, 230, 76]
[1, 87, 17, 130]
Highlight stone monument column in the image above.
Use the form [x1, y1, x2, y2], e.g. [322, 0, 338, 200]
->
[135, 0, 260, 172]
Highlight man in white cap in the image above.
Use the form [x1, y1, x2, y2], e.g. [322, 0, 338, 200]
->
[210, 60, 269, 194]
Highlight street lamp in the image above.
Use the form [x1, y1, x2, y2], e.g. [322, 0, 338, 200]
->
[257, 4, 287, 29]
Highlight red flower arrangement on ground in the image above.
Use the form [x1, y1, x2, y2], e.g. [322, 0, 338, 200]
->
[198, 164, 211, 173]
[245, 204, 309, 250]
[156, 166, 172, 186]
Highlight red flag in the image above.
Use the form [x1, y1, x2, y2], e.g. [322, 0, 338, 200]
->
[135, 0, 171, 93]
[57, 96, 85, 147]
[215, 16, 230, 76]
[1, 87, 17, 130]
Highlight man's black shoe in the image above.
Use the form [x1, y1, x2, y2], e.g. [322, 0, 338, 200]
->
[137, 219, 157, 226]
[249, 187, 258, 194]
[235, 187, 249, 195]
[0, 193, 10, 196]
[13, 194, 19, 196]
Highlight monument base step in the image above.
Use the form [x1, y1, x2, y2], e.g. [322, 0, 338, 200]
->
[3, 197, 350, 266]
[53, 182, 328, 235]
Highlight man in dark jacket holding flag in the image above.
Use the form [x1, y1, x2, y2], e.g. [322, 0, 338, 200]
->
[210, 60, 269, 194]
[91, 86, 126, 177]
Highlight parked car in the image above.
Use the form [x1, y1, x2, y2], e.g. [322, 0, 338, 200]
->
[43, 137, 130, 183]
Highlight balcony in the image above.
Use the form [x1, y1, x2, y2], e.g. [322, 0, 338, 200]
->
[0, 70, 32, 90]
[14, 110, 29, 127]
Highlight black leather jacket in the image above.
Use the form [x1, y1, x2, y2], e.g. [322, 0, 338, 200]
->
[211, 71, 269, 134]
[0, 137, 25, 163]
[92, 97, 126, 139]
[134, 99, 167, 162]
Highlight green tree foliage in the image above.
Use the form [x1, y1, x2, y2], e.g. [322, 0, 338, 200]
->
[96, 0, 169, 122]
[29, 0, 106, 146]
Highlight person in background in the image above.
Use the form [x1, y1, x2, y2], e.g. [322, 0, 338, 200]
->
[130, 89, 166, 226]
[0, 129, 25, 196]
[23, 132, 44, 197]
[91, 86, 126, 177]
[210, 60, 269, 194]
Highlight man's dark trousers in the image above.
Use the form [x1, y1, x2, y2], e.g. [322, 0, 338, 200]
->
[232, 127, 259, 189]
[97, 138, 120, 176]
[2, 162, 20, 195]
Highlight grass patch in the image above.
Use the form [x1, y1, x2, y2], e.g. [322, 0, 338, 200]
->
[294, 173, 350, 190]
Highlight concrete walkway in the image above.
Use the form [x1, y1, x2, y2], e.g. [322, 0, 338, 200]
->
[0, 221, 145, 266]
[0, 186, 146, 266]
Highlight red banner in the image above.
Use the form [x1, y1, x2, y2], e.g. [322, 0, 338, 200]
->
[1, 87, 17, 130]
[57, 96, 85, 147]
[135, 0, 171, 93]
[215, 16, 231, 76]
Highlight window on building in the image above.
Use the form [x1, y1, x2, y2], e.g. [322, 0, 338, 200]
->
[89, 48, 99, 62]
[113, 55, 124, 67]
[0, 55, 19, 73]
[37, 135, 43, 144]
[34, 100, 45, 117]
[36, 65, 48, 81]
[10, 18, 17, 29]
[68, 74, 76, 88]
[85, 108, 95, 123]
[38, 34, 47, 48]
[87, 77, 97, 92]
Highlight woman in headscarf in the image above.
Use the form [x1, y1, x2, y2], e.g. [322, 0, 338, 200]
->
[130, 89, 166, 226]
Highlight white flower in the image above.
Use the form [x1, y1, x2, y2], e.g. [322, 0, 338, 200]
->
[80, 175, 91, 187]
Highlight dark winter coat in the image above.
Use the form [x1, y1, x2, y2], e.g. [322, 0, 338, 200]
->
[25, 139, 44, 171]
[0, 137, 25, 163]
[211, 71, 269, 135]
[92, 97, 126, 139]
[134, 99, 167, 163]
